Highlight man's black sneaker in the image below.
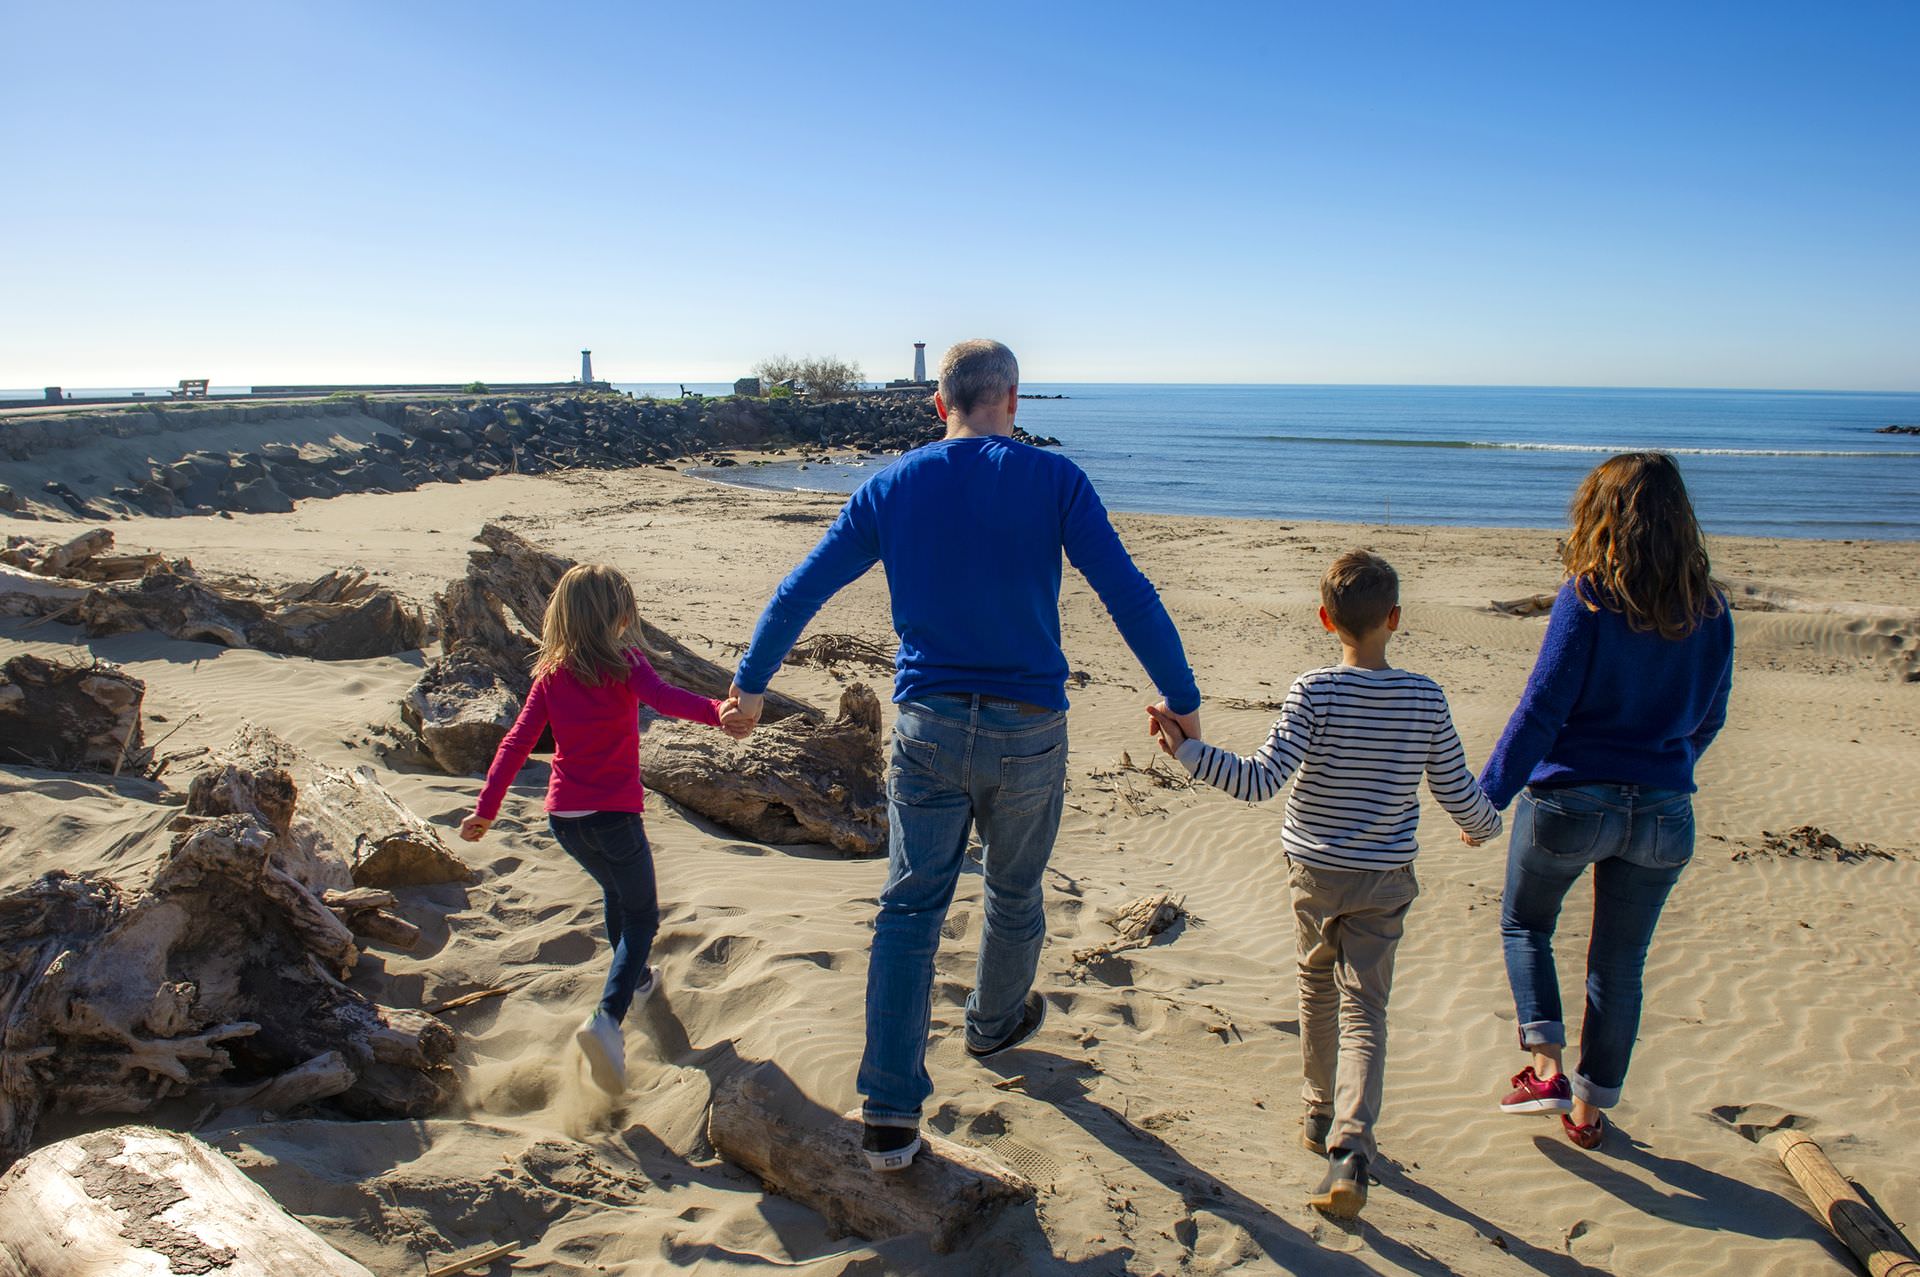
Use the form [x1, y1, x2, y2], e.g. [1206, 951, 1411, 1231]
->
[965, 991, 1048, 1059]
[1308, 1148, 1369, 1218]
[861, 1123, 922, 1172]
[1301, 1111, 1332, 1155]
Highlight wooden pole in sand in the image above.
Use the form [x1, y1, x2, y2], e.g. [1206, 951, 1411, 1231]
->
[1769, 1130, 1920, 1277]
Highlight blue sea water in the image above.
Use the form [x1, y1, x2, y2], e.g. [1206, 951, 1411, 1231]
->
[690, 384, 1920, 540]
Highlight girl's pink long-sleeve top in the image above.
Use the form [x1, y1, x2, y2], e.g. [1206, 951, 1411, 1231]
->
[474, 649, 722, 820]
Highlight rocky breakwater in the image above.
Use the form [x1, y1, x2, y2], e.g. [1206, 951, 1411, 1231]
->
[0, 391, 1058, 522]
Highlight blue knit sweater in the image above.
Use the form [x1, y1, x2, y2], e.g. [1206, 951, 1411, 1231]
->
[734, 435, 1200, 713]
[1479, 578, 1734, 809]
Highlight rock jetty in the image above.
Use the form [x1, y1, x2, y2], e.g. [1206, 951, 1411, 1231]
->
[0, 392, 1062, 521]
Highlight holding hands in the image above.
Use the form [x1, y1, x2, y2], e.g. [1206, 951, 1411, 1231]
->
[1146, 701, 1202, 758]
[720, 684, 766, 740]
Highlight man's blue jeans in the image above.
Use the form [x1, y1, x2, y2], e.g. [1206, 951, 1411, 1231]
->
[1500, 783, 1694, 1108]
[858, 695, 1068, 1128]
[548, 811, 659, 1023]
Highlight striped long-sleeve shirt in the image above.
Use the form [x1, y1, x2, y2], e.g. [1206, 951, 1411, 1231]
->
[1174, 665, 1501, 870]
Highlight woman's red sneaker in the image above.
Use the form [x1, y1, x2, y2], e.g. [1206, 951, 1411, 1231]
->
[1562, 1112, 1607, 1149]
[1499, 1066, 1573, 1114]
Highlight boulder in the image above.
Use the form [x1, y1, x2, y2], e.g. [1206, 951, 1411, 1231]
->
[230, 477, 295, 514]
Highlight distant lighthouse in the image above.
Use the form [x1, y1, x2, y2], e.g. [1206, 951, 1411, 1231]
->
[580, 350, 594, 384]
[912, 342, 927, 383]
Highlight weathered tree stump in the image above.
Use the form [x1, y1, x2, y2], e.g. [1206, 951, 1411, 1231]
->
[0, 815, 458, 1166]
[0, 1125, 375, 1276]
[708, 1063, 1033, 1254]
[0, 653, 145, 773]
[184, 723, 473, 890]
[645, 684, 889, 855]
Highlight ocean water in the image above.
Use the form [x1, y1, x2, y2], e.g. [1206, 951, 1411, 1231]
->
[692, 384, 1920, 540]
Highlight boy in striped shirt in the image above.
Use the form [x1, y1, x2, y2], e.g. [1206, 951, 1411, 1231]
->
[1148, 550, 1500, 1218]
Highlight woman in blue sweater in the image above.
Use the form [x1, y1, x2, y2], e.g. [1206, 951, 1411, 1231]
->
[1477, 452, 1734, 1148]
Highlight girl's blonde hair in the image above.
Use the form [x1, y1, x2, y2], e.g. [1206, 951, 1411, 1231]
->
[1563, 451, 1722, 641]
[534, 564, 639, 686]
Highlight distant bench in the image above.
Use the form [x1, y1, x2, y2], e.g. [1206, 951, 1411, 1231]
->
[171, 379, 209, 399]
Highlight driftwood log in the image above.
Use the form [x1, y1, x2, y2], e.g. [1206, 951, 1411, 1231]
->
[0, 562, 91, 617]
[403, 522, 813, 773]
[79, 569, 426, 660]
[1, 527, 166, 582]
[0, 527, 424, 660]
[0, 653, 145, 774]
[0, 1125, 375, 1277]
[402, 650, 525, 776]
[0, 814, 458, 1166]
[324, 888, 422, 950]
[184, 723, 473, 891]
[1770, 1130, 1920, 1277]
[645, 684, 889, 855]
[1489, 594, 1558, 617]
[707, 1063, 1033, 1254]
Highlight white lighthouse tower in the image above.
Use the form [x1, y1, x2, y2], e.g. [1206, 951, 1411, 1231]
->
[912, 342, 927, 383]
[579, 350, 594, 384]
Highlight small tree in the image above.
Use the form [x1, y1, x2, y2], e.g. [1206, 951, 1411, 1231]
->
[753, 355, 864, 399]
[463, 380, 490, 394]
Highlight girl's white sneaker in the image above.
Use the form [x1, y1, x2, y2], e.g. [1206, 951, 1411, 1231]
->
[577, 1011, 627, 1093]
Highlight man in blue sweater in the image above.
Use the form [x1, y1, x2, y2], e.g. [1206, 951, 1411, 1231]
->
[728, 339, 1202, 1170]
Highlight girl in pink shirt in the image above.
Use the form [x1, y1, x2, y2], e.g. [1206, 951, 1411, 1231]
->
[460, 564, 749, 1091]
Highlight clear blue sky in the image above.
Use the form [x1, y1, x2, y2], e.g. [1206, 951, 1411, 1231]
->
[3, 2, 1915, 389]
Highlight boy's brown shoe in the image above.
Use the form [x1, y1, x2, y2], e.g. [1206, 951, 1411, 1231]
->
[1308, 1148, 1369, 1218]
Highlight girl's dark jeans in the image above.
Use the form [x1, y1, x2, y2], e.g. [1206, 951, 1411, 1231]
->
[548, 811, 659, 1022]
[1500, 783, 1694, 1108]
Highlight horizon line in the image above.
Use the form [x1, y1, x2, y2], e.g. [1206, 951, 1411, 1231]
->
[8, 379, 1920, 398]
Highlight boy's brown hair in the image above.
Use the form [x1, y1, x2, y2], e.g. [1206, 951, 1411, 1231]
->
[1321, 550, 1399, 636]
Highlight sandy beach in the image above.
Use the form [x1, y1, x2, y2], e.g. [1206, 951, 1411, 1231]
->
[3, 462, 1916, 1276]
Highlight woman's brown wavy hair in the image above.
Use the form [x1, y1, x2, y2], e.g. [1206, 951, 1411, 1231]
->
[1562, 451, 1722, 641]
[533, 563, 639, 687]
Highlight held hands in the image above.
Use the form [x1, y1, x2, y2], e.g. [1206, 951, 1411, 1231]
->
[1145, 701, 1201, 758]
[717, 698, 756, 739]
[459, 815, 493, 842]
[1460, 831, 1483, 847]
[720, 683, 766, 740]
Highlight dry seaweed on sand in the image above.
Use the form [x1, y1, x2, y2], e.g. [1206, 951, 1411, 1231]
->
[1070, 891, 1189, 970]
[782, 631, 897, 673]
[1728, 824, 1908, 863]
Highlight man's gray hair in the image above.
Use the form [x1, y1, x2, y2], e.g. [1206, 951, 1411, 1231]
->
[937, 339, 1020, 415]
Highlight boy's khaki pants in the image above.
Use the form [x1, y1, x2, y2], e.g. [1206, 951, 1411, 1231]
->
[1289, 859, 1419, 1162]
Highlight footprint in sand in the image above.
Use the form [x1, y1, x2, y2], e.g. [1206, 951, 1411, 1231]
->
[1565, 1218, 1614, 1266]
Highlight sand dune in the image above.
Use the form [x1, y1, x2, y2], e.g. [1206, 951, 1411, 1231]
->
[2, 463, 1915, 1274]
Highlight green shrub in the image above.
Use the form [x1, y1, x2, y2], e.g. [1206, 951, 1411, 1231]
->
[463, 381, 490, 394]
